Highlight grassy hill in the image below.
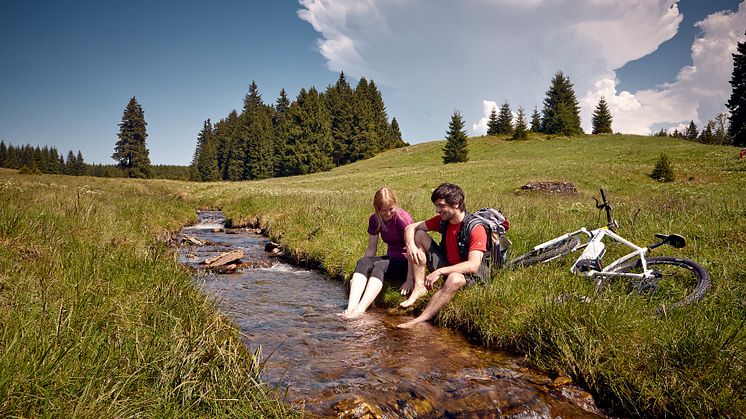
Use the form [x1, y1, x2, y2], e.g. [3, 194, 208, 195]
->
[0, 134, 743, 417]
[211, 133, 744, 417]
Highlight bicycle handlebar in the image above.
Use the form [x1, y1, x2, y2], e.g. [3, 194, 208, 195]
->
[596, 188, 617, 231]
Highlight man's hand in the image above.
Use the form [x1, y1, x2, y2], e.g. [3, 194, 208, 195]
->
[406, 243, 424, 265]
[425, 270, 441, 290]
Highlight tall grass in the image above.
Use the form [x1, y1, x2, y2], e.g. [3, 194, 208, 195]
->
[0, 172, 291, 417]
[210, 134, 744, 417]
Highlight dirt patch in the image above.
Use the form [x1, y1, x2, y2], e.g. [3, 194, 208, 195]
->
[519, 181, 578, 195]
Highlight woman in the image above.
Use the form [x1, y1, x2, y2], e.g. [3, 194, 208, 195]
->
[341, 187, 414, 319]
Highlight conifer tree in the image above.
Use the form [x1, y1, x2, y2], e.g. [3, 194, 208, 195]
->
[541, 71, 583, 136]
[192, 119, 220, 181]
[513, 107, 528, 140]
[390, 117, 406, 147]
[368, 80, 392, 151]
[486, 107, 499, 135]
[727, 30, 746, 146]
[443, 111, 469, 163]
[685, 120, 699, 140]
[699, 121, 716, 144]
[0, 141, 6, 167]
[240, 81, 275, 180]
[215, 110, 240, 179]
[65, 150, 76, 175]
[349, 78, 379, 162]
[530, 107, 541, 132]
[591, 97, 613, 134]
[112, 96, 152, 178]
[496, 101, 513, 135]
[713, 113, 731, 145]
[75, 151, 86, 176]
[279, 88, 334, 176]
[325, 72, 356, 165]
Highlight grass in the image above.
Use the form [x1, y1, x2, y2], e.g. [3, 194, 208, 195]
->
[1, 133, 743, 417]
[207, 134, 745, 417]
[0, 171, 292, 417]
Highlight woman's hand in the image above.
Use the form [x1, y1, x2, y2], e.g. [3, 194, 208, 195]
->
[399, 278, 414, 295]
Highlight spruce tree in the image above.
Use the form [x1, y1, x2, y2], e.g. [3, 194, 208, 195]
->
[530, 107, 541, 132]
[349, 78, 378, 162]
[192, 119, 220, 181]
[368, 80, 392, 151]
[727, 30, 746, 146]
[279, 88, 333, 176]
[240, 81, 275, 180]
[75, 151, 86, 176]
[496, 101, 513, 135]
[541, 71, 583, 136]
[325, 72, 356, 165]
[685, 120, 699, 140]
[390, 117, 406, 147]
[215, 110, 240, 179]
[513, 107, 528, 140]
[591, 97, 613, 134]
[65, 150, 76, 175]
[699, 121, 716, 144]
[443, 111, 469, 164]
[0, 141, 6, 167]
[486, 107, 499, 135]
[112, 96, 152, 178]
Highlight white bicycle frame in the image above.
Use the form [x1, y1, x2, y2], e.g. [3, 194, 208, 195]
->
[532, 227, 655, 280]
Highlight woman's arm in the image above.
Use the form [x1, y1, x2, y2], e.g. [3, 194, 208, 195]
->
[363, 234, 378, 257]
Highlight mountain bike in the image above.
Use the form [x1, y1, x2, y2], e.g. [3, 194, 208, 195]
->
[509, 189, 711, 314]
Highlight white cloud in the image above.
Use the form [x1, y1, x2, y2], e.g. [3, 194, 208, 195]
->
[298, 0, 744, 141]
[582, 2, 746, 134]
[473, 100, 497, 135]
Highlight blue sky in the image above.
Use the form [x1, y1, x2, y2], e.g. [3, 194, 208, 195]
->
[0, 0, 744, 165]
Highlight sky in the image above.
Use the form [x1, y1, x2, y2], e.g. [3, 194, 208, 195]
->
[1, 0, 744, 165]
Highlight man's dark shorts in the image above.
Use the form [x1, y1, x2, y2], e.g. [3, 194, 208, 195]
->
[426, 241, 486, 285]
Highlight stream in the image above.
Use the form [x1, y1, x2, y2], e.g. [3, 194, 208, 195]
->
[178, 211, 605, 418]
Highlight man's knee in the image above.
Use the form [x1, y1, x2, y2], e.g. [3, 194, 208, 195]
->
[444, 273, 467, 291]
[414, 230, 432, 248]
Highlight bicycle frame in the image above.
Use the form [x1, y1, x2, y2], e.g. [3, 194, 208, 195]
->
[533, 226, 654, 280]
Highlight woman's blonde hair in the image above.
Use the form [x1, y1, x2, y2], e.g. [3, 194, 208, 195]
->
[373, 187, 398, 232]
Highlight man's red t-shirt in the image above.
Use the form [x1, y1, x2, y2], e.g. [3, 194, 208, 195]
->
[425, 215, 487, 266]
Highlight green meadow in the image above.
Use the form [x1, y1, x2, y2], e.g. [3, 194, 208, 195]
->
[1, 133, 744, 417]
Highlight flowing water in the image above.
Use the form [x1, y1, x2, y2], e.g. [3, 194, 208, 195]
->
[179, 211, 605, 418]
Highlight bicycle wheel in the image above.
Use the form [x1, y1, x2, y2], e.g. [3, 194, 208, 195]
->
[508, 235, 580, 268]
[609, 256, 711, 314]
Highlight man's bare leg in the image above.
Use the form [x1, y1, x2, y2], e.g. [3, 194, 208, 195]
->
[399, 231, 431, 308]
[398, 274, 466, 328]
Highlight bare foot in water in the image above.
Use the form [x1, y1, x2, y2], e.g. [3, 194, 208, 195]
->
[341, 310, 365, 320]
[399, 286, 426, 308]
[396, 318, 424, 328]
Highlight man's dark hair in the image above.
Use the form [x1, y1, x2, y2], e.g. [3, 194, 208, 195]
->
[431, 183, 466, 211]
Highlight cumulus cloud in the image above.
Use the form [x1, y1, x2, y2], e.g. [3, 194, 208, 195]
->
[582, 2, 746, 134]
[473, 100, 498, 135]
[298, 0, 743, 141]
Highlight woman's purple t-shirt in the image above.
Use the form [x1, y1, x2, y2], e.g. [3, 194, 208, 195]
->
[367, 209, 413, 260]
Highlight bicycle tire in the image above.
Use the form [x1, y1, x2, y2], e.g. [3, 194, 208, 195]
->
[609, 256, 711, 314]
[508, 235, 580, 268]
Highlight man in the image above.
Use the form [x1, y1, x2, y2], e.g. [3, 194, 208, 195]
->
[397, 183, 487, 329]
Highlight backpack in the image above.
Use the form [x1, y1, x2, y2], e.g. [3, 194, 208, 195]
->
[439, 208, 511, 280]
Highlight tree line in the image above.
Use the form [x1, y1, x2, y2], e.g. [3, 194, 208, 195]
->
[190, 73, 406, 182]
[0, 142, 86, 176]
